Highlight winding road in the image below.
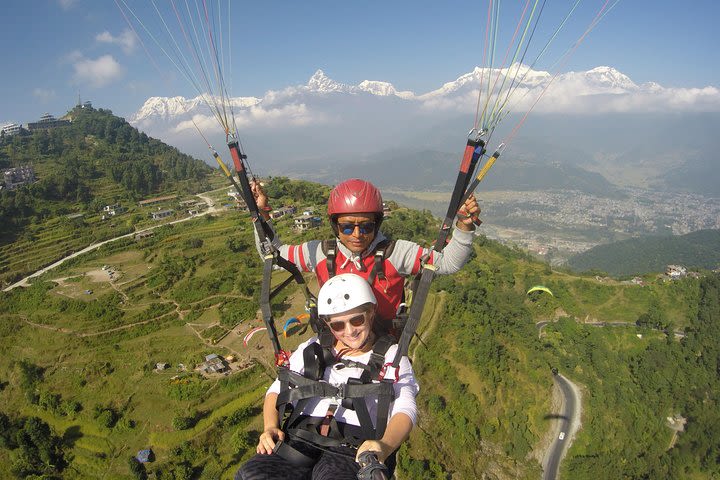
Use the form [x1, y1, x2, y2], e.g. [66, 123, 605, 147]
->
[543, 372, 581, 480]
[3, 188, 226, 292]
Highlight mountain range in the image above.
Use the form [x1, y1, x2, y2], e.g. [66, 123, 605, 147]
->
[128, 65, 720, 198]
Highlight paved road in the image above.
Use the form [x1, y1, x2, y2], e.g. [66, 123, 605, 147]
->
[543, 373, 580, 480]
[3, 190, 223, 292]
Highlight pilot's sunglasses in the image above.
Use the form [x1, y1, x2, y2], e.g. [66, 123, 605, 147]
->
[337, 222, 376, 235]
[327, 313, 367, 332]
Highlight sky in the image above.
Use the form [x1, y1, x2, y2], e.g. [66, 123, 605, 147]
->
[1, 0, 719, 127]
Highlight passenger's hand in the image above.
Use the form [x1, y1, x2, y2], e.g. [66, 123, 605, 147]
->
[456, 194, 481, 230]
[356, 440, 391, 463]
[256, 427, 285, 455]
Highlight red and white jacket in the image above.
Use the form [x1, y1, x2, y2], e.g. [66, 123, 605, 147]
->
[257, 225, 475, 322]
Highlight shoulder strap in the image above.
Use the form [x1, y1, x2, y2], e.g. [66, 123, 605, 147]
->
[367, 239, 396, 285]
[321, 239, 337, 278]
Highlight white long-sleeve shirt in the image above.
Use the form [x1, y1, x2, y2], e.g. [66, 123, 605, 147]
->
[268, 336, 419, 428]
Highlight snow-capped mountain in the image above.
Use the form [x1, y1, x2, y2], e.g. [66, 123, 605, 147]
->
[131, 64, 648, 127]
[306, 69, 355, 94]
[131, 94, 260, 124]
[127, 65, 719, 180]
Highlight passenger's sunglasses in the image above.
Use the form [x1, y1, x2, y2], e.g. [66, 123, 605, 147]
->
[337, 222, 376, 235]
[327, 313, 368, 332]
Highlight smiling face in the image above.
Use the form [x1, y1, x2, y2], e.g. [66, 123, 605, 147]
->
[326, 304, 375, 352]
[335, 213, 377, 254]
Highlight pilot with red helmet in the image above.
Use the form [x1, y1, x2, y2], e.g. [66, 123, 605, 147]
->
[251, 178, 479, 328]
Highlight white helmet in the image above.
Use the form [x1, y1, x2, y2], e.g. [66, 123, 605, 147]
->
[318, 273, 376, 317]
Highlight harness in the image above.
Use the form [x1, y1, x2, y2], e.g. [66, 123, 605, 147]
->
[322, 238, 396, 285]
[274, 334, 398, 464]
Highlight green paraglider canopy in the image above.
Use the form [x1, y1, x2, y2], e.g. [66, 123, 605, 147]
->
[526, 285, 554, 297]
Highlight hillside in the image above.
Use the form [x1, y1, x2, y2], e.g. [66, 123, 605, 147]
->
[1, 177, 718, 479]
[0, 105, 219, 286]
[567, 229, 720, 276]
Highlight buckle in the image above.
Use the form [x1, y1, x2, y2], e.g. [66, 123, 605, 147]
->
[378, 362, 399, 382]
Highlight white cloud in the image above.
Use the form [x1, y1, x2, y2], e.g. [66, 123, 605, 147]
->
[173, 114, 217, 134]
[96, 29, 138, 54]
[419, 78, 720, 115]
[58, 0, 78, 10]
[73, 54, 124, 87]
[33, 88, 57, 102]
[172, 103, 326, 133]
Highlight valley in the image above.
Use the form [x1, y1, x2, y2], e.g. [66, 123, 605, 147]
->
[385, 187, 720, 265]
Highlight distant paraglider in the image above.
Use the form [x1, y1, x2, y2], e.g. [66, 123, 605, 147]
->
[527, 286, 554, 297]
[243, 327, 267, 347]
[282, 313, 310, 338]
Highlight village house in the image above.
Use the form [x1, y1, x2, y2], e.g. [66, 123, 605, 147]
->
[227, 190, 249, 210]
[1, 123, 21, 137]
[198, 354, 229, 374]
[666, 265, 687, 279]
[27, 113, 70, 131]
[103, 204, 126, 216]
[270, 206, 296, 220]
[294, 213, 322, 231]
[138, 194, 178, 207]
[150, 209, 174, 220]
[3, 165, 36, 190]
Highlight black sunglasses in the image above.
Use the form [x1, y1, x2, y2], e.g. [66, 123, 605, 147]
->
[327, 313, 367, 332]
[337, 222, 376, 235]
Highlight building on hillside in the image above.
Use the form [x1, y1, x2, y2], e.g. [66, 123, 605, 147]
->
[150, 209, 174, 220]
[666, 265, 687, 279]
[294, 213, 322, 231]
[382, 201, 391, 217]
[103, 204, 126, 216]
[3, 165, 36, 190]
[198, 354, 229, 374]
[1, 123, 21, 137]
[136, 449, 155, 463]
[27, 113, 70, 131]
[227, 189, 248, 210]
[138, 195, 178, 207]
[270, 206, 296, 220]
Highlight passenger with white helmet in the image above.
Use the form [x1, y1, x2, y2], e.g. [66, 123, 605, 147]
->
[236, 274, 419, 480]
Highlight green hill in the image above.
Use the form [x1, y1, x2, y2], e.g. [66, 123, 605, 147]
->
[0, 105, 219, 286]
[566, 229, 720, 276]
[0, 176, 718, 479]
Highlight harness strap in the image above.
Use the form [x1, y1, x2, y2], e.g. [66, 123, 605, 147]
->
[272, 440, 316, 467]
[322, 239, 337, 279]
[277, 369, 395, 406]
[366, 239, 395, 285]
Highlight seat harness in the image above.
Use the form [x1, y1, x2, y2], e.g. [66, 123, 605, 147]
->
[273, 333, 398, 464]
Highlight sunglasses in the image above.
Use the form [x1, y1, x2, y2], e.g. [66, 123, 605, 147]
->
[327, 313, 368, 332]
[337, 222, 376, 235]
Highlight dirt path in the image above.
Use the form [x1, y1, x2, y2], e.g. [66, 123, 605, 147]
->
[3, 187, 227, 292]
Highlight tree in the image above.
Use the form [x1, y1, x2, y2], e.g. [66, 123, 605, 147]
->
[128, 456, 148, 480]
[11, 416, 68, 478]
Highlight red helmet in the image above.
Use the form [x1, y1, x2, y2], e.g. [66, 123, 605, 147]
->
[327, 179, 383, 217]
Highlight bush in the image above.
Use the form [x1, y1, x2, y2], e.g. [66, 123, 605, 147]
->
[128, 456, 148, 480]
[172, 413, 195, 431]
